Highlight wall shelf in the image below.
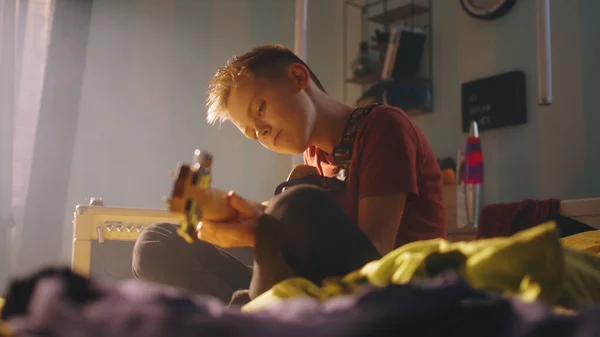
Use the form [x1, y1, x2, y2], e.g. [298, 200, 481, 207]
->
[342, 0, 434, 115]
[346, 73, 381, 85]
[368, 3, 429, 25]
[370, 44, 387, 52]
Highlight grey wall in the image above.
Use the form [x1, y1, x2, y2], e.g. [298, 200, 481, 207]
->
[336, 0, 599, 205]
[57, 0, 600, 263]
[61, 0, 297, 261]
[580, 0, 600, 197]
[413, 0, 596, 204]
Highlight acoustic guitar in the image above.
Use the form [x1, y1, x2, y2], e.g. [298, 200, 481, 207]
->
[164, 149, 319, 243]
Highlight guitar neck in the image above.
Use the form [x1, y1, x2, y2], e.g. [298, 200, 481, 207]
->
[165, 161, 319, 243]
[171, 184, 237, 222]
[169, 163, 317, 220]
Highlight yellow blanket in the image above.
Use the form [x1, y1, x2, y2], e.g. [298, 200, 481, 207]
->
[0, 297, 11, 337]
[244, 221, 600, 312]
[561, 230, 600, 256]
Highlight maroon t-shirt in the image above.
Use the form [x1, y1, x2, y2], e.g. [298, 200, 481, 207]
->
[304, 105, 446, 248]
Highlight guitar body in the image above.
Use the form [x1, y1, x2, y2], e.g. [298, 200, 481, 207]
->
[166, 158, 319, 243]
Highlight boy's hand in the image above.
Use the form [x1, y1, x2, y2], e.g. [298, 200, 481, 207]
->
[196, 191, 262, 248]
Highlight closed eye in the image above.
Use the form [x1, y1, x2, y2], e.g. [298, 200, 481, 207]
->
[244, 101, 266, 140]
[257, 101, 266, 117]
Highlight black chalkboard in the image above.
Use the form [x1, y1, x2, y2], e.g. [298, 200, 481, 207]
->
[461, 70, 527, 133]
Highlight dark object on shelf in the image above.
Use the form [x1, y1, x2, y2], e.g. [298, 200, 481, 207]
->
[358, 79, 432, 115]
[438, 157, 457, 172]
[370, 44, 388, 53]
[371, 29, 389, 45]
[346, 73, 381, 86]
[382, 28, 427, 80]
[461, 70, 526, 133]
[343, 0, 433, 112]
[351, 41, 380, 79]
[460, 0, 518, 21]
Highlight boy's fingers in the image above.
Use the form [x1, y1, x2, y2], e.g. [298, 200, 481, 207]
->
[227, 191, 260, 218]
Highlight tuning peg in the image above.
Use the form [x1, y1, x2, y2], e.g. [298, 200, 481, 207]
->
[193, 149, 201, 164]
[162, 197, 171, 205]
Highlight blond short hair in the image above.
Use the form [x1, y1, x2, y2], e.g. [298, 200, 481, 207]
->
[206, 44, 326, 125]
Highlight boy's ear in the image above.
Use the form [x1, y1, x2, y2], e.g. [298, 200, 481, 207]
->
[287, 63, 310, 89]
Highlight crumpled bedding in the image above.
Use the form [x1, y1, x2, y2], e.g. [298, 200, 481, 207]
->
[245, 222, 600, 311]
[3, 221, 600, 337]
[2, 268, 600, 337]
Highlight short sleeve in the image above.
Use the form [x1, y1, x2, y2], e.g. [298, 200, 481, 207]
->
[356, 109, 419, 199]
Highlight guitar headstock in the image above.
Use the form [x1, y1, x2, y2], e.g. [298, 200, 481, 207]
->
[164, 150, 215, 244]
[165, 150, 239, 244]
[165, 162, 203, 244]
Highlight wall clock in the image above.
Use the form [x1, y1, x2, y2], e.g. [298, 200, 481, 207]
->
[460, 0, 518, 21]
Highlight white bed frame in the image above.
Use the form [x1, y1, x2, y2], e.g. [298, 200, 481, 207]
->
[560, 197, 600, 229]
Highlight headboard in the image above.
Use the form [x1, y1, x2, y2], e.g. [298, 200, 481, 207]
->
[560, 197, 600, 229]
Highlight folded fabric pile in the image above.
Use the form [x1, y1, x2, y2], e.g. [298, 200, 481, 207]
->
[3, 221, 600, 337]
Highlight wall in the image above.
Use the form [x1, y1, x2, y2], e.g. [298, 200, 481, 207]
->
[61, 0, 296, 261]
[338, 0, 598, 205]
[581, 0, 600, 197]
[413, 0, 598, 204]
[305, 0, 363, 106]
[59, 0, 599, 262]
[59, 0, 374, 264]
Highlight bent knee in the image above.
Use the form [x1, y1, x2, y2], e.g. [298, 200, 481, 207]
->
[132, 222, 184, 280]
[266, 184, 345, 227]
[132, 222, 227, 281]
[276, 184, 329, 202]
[267, 185, 332, 214]
[136, 222, 180, 242]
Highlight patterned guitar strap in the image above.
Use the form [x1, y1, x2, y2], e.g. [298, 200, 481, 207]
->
[273, 103, 380, 196]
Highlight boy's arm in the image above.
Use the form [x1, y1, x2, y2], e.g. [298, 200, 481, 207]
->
[260, 163, 318, 208]
[356, 110, 419, 255]
[357, 194, 406, 255]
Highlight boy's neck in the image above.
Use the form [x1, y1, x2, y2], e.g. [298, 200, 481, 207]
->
[308, 93, 355, 154]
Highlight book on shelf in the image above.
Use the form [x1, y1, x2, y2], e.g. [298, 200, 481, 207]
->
[381, 25, 427, 81]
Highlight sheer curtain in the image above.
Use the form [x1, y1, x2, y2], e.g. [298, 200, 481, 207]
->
[0, 0, 18, 287]
[1, 0, 54, 288]
[0, 0, 92, 290]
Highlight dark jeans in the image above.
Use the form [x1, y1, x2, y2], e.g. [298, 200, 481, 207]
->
[132, 185, 381, 304]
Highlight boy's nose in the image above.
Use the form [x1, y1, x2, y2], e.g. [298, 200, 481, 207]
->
[256, 123, 271, 139]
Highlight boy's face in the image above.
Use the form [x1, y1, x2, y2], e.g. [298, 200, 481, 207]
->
[226, 64, 316, 155]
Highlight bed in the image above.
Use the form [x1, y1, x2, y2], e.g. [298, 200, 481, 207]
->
[1, 197, 600, 337]
[445, 196, 600, 242]
[561, 198, 600, 229]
